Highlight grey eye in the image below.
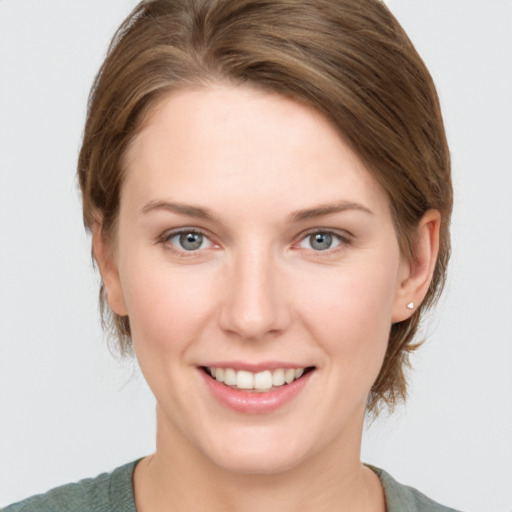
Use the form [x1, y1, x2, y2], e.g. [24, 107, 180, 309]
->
[165, 229, 214, 253]
[178, 232, 205, 250]
[298, 231, 343, 252]
[309, 232, 333, 251]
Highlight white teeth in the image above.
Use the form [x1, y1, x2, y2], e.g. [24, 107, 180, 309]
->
[236, 370, 254, 389]
[224, 368, 237, 386]
[272, 368, 285, 386]
[284, 368, 295, 384]
[254, 370, 272, 390]
[207, 366, 308, 391]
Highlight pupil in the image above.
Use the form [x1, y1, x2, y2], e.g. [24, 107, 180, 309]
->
[180, 232, 203, 250]
[311, 232, 332, 250]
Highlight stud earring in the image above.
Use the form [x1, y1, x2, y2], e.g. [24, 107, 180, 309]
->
[406, 302, 414, 310]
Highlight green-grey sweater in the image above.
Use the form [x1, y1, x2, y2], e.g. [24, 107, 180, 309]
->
[2, 460, 461, 512]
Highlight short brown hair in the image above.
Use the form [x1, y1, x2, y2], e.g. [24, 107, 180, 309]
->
[78, 0, 452, 413]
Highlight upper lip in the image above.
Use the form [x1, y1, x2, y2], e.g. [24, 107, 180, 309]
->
[200, 361, 314, 372]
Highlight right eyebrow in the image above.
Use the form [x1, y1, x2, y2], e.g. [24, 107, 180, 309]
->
[287, 200, 374, 223]
[140, 200, 218, 222]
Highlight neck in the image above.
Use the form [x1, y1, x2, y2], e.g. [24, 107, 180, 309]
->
[133, 406, 385, 512]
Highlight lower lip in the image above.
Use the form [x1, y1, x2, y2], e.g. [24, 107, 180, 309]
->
[200, 369, 313, 415]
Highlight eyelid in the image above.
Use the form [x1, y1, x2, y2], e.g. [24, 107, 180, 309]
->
[158, 226, 218, 255]
[156, 226, 352, 256]
[293, 228, 353, 252]
[297, 227, 353, 241]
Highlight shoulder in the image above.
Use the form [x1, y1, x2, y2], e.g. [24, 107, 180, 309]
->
[371, 466, 463, 512]
[2, 460, 139, 512]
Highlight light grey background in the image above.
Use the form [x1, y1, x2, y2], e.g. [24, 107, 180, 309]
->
[1, 1, 511, 510]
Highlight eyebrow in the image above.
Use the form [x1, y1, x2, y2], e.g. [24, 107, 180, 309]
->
[287, 200, 374, 223]
[141, 200, 217, 221]
[141, 199, 373, 223]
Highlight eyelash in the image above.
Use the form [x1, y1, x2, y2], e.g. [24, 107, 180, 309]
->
[157, 228, 352, 257]
[158, 228, 216, 258]
[295, 229, 352, 255]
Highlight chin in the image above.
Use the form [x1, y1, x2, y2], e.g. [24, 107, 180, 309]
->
[199, 426, 312, 476]
[210, 448, 305, 476]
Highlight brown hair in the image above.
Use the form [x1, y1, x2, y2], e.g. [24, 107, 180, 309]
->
[78, 0, 452, 413]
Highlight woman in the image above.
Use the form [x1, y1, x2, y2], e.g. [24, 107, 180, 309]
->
[4, 0, 458, 510]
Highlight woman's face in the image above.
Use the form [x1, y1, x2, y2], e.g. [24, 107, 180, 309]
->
[105, 85, 411, 474]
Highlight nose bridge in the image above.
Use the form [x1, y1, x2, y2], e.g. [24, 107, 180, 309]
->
[219, 242, 290, 340]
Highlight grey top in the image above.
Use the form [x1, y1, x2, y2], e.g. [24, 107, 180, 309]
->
[2, 460, 461, 512]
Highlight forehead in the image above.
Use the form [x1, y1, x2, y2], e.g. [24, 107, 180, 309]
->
[122, 85, 391, 221]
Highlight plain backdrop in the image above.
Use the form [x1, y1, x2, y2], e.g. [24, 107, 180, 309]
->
[1, 1, 511, 510]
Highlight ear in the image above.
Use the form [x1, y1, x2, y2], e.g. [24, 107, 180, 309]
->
[392, 209, 441, 323]
[92, 220, 128, 317]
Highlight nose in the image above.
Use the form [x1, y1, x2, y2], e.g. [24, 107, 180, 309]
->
[218, 246, 291, 341]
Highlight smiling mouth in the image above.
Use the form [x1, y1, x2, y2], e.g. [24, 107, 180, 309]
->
[202, 366, 315, 392]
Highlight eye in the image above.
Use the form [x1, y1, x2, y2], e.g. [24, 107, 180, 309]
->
[298, 231, 344, 251]
[164, 229, 214, 252]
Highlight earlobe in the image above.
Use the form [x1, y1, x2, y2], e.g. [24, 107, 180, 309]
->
[92, 221, 128, 317]
[392, 209, 441, 323]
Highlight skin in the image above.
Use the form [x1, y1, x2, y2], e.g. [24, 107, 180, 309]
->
[94, 84, 440, 511]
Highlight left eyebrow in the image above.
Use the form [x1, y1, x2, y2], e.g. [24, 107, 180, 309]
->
[140, 200, 218, 222]
[287, 200, 374, 223]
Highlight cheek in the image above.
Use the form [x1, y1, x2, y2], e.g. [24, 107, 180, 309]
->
[297, 254, 399, 373]
[119, 256, 217, 357]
